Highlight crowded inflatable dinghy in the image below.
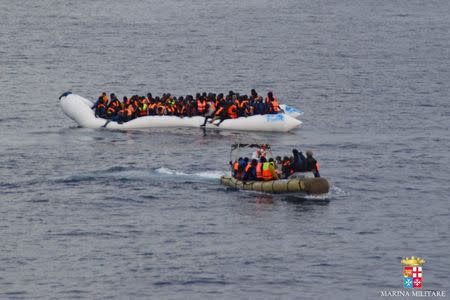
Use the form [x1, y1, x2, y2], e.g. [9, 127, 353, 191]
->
[59, 91, 303, 132]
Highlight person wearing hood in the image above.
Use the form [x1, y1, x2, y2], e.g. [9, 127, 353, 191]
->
[292, 148, 307, 172]
[305, 150, 320, 177]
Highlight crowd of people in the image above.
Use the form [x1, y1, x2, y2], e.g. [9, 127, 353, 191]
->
[93, 89, 283, 125]
[231, 147, 320, 182]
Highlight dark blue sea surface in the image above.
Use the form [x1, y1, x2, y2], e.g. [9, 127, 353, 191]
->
[1, 0, 449, 299]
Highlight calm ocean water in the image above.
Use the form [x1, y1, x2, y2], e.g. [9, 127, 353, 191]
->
[1, 0, 449, 299]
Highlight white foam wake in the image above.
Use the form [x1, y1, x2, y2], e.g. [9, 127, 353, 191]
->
[155, 167, 224, 180]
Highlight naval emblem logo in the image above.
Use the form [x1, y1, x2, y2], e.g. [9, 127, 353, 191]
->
[401, 256, 425, 289]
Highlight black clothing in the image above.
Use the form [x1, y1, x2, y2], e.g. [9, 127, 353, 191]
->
[305, 157, 317, 172]
[292, 149, 306, 172]
[242, 166, 257, 181]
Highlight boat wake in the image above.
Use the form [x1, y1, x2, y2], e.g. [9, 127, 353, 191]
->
[155, 167, 224, 180]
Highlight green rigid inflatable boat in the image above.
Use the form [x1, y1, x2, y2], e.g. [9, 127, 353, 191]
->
[220, 175, 330, 195]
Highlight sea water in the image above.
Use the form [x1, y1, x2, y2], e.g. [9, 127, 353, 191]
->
[0, 0, 449, 298]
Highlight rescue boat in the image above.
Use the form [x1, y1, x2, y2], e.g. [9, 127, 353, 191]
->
[59, 92, 302, 132]
[221, 143, 330, 195]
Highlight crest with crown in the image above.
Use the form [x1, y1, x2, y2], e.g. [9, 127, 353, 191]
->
[401, 256, 426, 267]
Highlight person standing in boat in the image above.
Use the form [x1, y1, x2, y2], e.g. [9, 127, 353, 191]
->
[292, 149, 306, 172]
[305, 150, 321, 178]
[252, 144, 268, 160]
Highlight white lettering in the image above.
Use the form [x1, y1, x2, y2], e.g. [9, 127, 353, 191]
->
[378, 289, 447, 297]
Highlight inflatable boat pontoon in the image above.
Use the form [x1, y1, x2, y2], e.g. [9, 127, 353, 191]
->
[220, 175, 330, 195]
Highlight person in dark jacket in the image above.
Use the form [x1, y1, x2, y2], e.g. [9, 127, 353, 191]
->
[292, 149, 306, 172]
[305, 150, 320, 177]
[252, 96, 267, 115]
[281, 156, 292, 179]
[238, 157, 249, 178]
[242, 159, 258, 181]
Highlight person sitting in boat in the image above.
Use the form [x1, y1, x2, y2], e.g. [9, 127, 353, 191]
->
[125, 100, 136, 121]
[281, 156, 294, 179]
[242, 159, 258, 182]
[93, 95, 108, 118]
[235, 96, 248, 117]
[250, 89, 259, 101]
[262, 158, 280, 181]
[147, 98, 157, 116]
[136, 99, 148, 117]
[231, 157, 243, 179]
[196, 95, 207, 116]
[238, 157, 249, 179]
[105, 93, 121, 119]
[252, 96, 268, 115]
[305, 150, 320, 178]
[265, 91, 283, 114]
[255, 156, 266, 181]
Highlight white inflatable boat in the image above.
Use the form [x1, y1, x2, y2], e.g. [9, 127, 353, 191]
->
[59, 92, 302, 132]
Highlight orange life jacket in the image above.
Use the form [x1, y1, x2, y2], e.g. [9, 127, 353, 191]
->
[256, 163, 263, 179]
[197, 99, 206, 114]
[262, 162, 274, 181]
[215, 106, 224, 116]
[244, 163, 251, 173]
[126, 105, 134, 117]
[238, 100, 248, 109]
[233, 162, 239, 171]
[316, 162, 320, 171]
[266, 97, 279, 113]
[106, 106, 115, 116]
[227, 104, 238, 119]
